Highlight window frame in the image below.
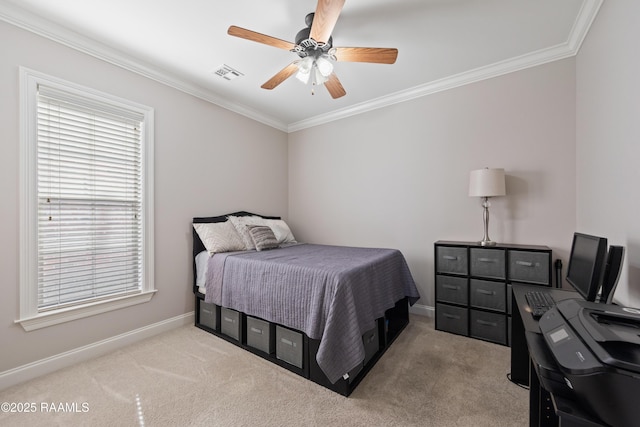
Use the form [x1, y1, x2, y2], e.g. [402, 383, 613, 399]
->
[17, 67, 155, 331]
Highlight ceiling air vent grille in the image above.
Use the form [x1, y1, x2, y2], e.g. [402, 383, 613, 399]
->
[213, 64, 244, 81]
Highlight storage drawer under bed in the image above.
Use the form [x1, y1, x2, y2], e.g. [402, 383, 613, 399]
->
[276, 325, 304, 369]
[220, 307, 242, 342]
[198, 301, 219, 331]
[246, 316, 275, 355]
[346, 324, 380, 383]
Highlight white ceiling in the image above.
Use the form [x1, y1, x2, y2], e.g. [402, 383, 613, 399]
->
[0, 0, 601, 132]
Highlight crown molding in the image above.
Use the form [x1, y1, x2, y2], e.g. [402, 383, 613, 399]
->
[0, 2, 289, 132]
[288, 0, 603, 132]
[0, 0, 602, 134]
[288, 42, 576, 133]
[567, 0, 603, 52]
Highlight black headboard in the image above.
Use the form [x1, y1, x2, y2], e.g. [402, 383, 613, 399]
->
[192, 211, 281, 294]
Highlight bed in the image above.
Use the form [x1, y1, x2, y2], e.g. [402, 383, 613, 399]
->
[192, 211, 420, 396]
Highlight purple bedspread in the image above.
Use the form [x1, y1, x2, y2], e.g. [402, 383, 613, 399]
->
[204, 243, 420, 383]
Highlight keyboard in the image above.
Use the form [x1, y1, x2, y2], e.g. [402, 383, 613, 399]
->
[525, 290, 555, 318]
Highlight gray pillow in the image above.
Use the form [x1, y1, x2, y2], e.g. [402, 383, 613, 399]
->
[247, 225, 279, 251]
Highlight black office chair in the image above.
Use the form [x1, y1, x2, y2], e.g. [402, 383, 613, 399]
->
[600, 246, 625, 304]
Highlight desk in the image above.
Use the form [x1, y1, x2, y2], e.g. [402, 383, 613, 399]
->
[511, 284, 606, 427]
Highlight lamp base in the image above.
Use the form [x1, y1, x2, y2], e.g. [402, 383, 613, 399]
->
[477, 197, 498, 247]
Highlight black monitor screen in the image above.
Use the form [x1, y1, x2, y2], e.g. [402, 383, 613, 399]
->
[566, 232, 608, 302]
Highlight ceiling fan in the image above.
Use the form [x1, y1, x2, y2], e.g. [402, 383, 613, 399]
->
[227, 0, 398, 99]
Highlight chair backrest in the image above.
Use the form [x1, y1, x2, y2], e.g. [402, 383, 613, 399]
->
[600, 245, 625, 304]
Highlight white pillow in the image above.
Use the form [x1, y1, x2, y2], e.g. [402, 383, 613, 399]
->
[227, 215, 268, 250]
[193, 221, 245, 254]
[264, 219, 297, 244]
[195, 250, 209, 287]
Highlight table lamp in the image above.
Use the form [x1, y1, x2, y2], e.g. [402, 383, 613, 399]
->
[469, 168, 506, 246]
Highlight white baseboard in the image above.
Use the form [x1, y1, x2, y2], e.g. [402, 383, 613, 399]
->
[409, 303, 434, 318]
[0, 311, 195, 392]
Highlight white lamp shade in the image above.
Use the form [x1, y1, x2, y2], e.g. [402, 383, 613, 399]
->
[469, 168, 506, 197]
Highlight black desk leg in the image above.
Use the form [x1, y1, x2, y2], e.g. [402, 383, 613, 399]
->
[529, 359, 558, 427]
[511, 291, 529, 386]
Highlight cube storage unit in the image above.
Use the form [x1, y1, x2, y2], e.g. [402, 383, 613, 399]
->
[434, 241, 551, 346]
[194, 296, 410, 396]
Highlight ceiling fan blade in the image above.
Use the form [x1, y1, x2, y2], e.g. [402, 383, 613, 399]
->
[325, 73, 346, 99]
[334, 47, 398, 64]
[261, 62, 299, 90]
[228, 25, 295, 50]
[310, 0, 345, 44]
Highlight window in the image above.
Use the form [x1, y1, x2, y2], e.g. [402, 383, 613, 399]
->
[18, 68, 155, 331]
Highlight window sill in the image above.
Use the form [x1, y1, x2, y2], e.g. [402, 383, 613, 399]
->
[16, 290, 157, 331]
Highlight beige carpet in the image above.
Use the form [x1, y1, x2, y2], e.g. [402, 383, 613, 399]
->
[0, 316, 528, 426]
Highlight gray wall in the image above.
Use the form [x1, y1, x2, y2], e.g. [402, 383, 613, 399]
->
[576, 0, 640, 308]
[288, 58, 577, 311]
[0, 21, 288, 374]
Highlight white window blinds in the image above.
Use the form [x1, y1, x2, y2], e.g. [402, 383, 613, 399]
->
[36, 84, 144, 310]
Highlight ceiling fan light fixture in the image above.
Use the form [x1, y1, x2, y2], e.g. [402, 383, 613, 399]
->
[295, 55, 333, 88]
[295, 56, 314, 84]
[298, 56, 314, 74]
[313, 67, 329, 85]
[315, 56, 333, 77]
[295, 69, 311, 84]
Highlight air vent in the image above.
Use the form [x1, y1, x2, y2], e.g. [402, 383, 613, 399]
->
[213, 64, 244, 81]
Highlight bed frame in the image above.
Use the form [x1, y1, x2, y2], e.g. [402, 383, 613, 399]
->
[192, 211, 410, 396]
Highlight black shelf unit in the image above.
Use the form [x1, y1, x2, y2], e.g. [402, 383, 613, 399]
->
[434, 241, 552, 346]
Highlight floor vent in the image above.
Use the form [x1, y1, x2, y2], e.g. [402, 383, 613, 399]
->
[213, 64, 244, 81]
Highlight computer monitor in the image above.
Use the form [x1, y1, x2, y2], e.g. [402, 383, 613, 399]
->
[566, 232, 608, 302]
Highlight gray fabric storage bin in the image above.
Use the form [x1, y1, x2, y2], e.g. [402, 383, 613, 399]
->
[345, 324, 380, 383]
[436, 246, 468, 275]
[199, 301, 218, 330]
[470, 309, 507, 345]
[470, 248, 505, 279]
[246, 316, 274, 354]
[508, 250, 550, 285]
[221, 307, 241, 341]
[276, 325, 303, 369]
[436, 303, 468, 336]
[436, 275, 468, 305]
[470, 279, 506, 312]
[362, 325, 380, 366]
